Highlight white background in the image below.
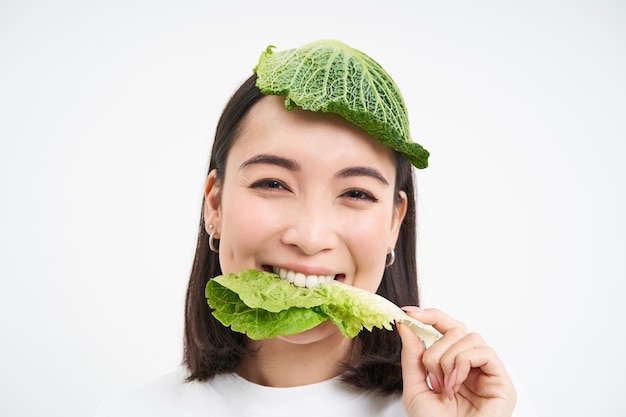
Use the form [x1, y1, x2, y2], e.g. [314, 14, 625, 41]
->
[1, 1, 624, 416]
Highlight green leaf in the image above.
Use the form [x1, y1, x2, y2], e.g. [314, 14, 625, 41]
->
[206, 275, 327, 340]
[205, 270, 440, 344]
[209, 270, 328, 313]
[253, 40, 429, 169]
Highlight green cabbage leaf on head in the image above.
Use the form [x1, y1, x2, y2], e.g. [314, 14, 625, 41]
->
[253, 40, 429, 169]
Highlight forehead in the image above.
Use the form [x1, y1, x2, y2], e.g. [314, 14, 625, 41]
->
[228, 95, 397, 172]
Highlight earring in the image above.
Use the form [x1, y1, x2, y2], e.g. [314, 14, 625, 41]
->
[385, 248, 395, 267]
[208, 224, 219, 253]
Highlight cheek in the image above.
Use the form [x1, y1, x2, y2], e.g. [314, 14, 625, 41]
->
[218, 194, 284, 270]
[344, 211, 394, 292]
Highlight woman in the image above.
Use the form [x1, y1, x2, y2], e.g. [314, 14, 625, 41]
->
[99, 40, 518, 416]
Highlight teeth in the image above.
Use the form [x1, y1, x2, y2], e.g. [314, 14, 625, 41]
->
[294, 272, 306, 287]
[273, 267, 335, 288]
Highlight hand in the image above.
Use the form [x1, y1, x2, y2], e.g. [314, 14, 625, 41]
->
[397, 307, 517, 417]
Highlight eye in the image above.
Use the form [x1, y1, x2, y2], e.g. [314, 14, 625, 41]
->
[250, 179, 290, 191]
[341, 189, 378, 202]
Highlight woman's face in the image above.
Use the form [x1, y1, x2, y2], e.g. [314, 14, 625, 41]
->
[204, 95, 407, 341]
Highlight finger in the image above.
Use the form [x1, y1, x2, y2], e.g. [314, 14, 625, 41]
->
[439, 332, 486, 377]
[430, 332, 487, 400]
[431, 341, 517, 413]
[402, 307, 467, 335]
[397, 322, 432, 395]
[404, 308, 467, 392]
[453, 345, 508, 389]
[445, 344, 515, 405]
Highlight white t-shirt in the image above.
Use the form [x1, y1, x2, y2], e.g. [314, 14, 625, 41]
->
[96, 368, 405, 417]
[97, 368, 539, 416]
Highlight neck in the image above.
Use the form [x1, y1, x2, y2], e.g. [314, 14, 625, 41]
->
[237, 326, 353, 387]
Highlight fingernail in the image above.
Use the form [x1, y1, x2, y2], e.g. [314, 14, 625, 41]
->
[428, 373, 442, 394]
[445, 368, 458, 401]
[401, 306, 424, 312]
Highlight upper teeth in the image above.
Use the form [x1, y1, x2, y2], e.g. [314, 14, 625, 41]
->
[272, 267, 335, 288]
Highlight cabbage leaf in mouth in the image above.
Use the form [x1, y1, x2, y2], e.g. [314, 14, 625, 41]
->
[205, 270, 440, 344]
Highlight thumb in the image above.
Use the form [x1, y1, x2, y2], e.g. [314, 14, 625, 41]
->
[397, 322, 431, 395]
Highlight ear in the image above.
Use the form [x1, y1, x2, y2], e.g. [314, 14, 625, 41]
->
[389, 190, 408, 248]
[203, 169, 222, 236]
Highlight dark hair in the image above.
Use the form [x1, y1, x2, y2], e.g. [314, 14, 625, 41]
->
[183, 74, 419, 394]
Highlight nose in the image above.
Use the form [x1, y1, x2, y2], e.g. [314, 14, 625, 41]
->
[281, 199, 340, 256]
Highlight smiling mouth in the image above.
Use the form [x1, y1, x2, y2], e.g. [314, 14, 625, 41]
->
[270, 266, 342, 289]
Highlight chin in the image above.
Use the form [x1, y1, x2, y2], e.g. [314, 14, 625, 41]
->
[275, 320, 342, 345]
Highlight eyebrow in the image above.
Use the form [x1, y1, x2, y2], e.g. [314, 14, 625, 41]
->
[239, 154, 301, 171]
[239, 154, 389, 186]
[336, 166, 390, 186]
